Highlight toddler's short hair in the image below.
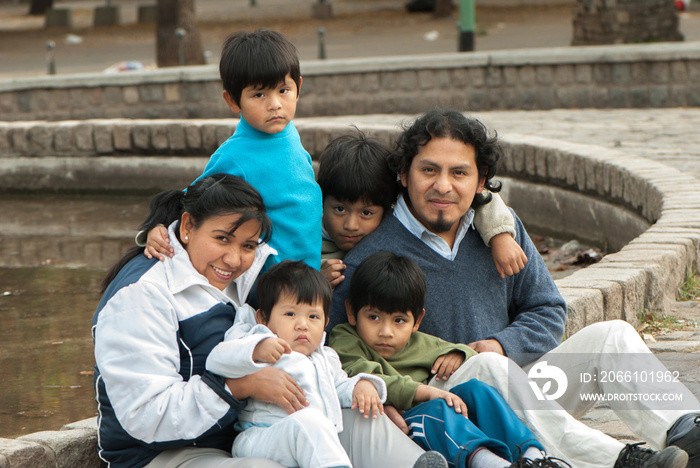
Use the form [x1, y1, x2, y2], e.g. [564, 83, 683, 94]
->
[347, 251, 426, 323]
[256, 260, 332, 324]
[219, 29, 301, 106]
[317, 129, 399, 213]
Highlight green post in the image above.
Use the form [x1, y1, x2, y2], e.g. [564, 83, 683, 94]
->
[458, 0, 475, 52]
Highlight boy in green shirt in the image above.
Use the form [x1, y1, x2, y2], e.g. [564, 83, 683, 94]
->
[329, 251, 570, 468]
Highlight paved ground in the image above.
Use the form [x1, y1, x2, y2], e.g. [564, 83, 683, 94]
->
[1, 0, 699, 454]
[1, 0, 699, 79]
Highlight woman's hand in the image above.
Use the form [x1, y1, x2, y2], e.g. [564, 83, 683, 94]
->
[383, 405, 409, 434]
[352, 379, 384, 419]
[226, 367, 308, 414]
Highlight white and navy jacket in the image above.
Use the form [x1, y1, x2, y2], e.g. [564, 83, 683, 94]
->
[206, 306, 387, 432]
[91, 223, 275, 468]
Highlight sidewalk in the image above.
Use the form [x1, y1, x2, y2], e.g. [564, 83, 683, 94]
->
[1, 0, 699, 79]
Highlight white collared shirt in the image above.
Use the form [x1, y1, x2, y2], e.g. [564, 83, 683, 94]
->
[392, 193, 475, 261]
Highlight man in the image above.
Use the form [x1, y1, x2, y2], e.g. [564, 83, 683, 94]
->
[328, 109, 700, 468]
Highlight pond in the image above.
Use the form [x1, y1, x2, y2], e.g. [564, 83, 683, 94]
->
[0, 195, 602, 439]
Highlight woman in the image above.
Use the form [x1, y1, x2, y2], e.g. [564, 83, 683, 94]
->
[92, 173, 439, 468]
[93, 174, 301, 468]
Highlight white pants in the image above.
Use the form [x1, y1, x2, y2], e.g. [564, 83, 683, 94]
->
[232, 407, 351, 468]
[430, 320, 700, 468]
[147, 409, 425, 468]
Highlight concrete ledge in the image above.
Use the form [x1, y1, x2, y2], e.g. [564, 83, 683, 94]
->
[0, 117, 698, 326]
[1, 42, 699, 121]
[2, 117, 700, 466]
[0, 418, 102, 468]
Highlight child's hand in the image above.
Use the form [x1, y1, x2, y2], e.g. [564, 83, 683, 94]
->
[321, 259, 346, 288]
[144, 225, 173, 261]
[352, 379, 384, 419]
[252, 337, 292, 364]
[422, 386, 468, 416]
[431, 350, 465, 381]
[490, 232, 527, 279]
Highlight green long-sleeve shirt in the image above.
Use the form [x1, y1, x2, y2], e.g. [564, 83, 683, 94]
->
[329, 323, 477, 411]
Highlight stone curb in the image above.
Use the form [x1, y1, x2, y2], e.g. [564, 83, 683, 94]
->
[0, 418, 101, 468]
[1, 42, 699, 121]
[0, 118, 698, 325]
[1, 119, 699, 466]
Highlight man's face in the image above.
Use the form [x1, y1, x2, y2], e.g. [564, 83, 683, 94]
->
[400, 137, 485, 245]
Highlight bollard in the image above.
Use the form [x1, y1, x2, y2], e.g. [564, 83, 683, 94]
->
[318, 28, 326, 60]
[457, 0, 475, 51]
[46, 41, 56, 75]
[175, 28, 187, 66]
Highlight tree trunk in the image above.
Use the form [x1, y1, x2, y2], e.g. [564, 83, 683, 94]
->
[433, 0, 453, 17]
[28, 0, 54, 16]
[156, 0, 206, 67]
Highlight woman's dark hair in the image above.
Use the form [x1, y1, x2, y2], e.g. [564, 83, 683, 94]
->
[389, 109, 503, 207]
[256, 260, 332, 324]
[101, 174, 272, 292]
[219, 29, 301, 107]
[316, 128, 399, 213]
[347, 251, 426, 323]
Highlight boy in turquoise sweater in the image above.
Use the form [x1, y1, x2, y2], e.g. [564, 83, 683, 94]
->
[142, 29, 321, 273]
[329, 251, 571, 468]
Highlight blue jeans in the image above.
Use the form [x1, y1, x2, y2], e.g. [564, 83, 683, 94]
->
[403, 379, 543, 467]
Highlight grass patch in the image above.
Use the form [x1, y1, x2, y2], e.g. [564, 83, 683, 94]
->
[637, 309, 693, 334]
[677, 271, 700, 302]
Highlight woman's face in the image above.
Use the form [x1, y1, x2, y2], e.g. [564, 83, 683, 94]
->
[180, 212, 261, 291]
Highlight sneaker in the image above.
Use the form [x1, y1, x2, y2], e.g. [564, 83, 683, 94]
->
[412, 450, 448, 468]
[531, 457, 572, 468]
[509, 459, 535, 468]
[666, 412, 700, 465]
[614, 442, 688, 468]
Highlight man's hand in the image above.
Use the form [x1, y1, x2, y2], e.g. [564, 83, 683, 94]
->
[225, 367, 308, 415]
[431, 350, 465, 381]
[383, 405, 408, 434]
[352, 379, 384, 419]
[321, 259, 346, 288]
[490, 232, 528, 279]
[252, 337, 292, 364]
[468, 339, 505, 355]
[144, 225, 173, 261]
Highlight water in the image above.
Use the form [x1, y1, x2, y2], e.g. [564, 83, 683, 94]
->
[0, 267, 104, 438]
[0, 195, 601, 439]
[0, 194, 151, 439]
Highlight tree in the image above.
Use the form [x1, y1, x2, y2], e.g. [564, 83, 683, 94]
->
[28, 0, 53, 16]
[433, 0, 453, 17]
[156, 0, 206, 67]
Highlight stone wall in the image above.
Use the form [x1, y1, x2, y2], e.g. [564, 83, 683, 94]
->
[1, 42, 699, 122]
[572, 0, 684, 45]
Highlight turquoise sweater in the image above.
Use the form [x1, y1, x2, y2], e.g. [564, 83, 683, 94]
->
[197, 117, 322, 270]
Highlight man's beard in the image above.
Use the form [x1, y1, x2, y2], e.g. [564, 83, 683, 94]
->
[427, 211, 455, 233]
